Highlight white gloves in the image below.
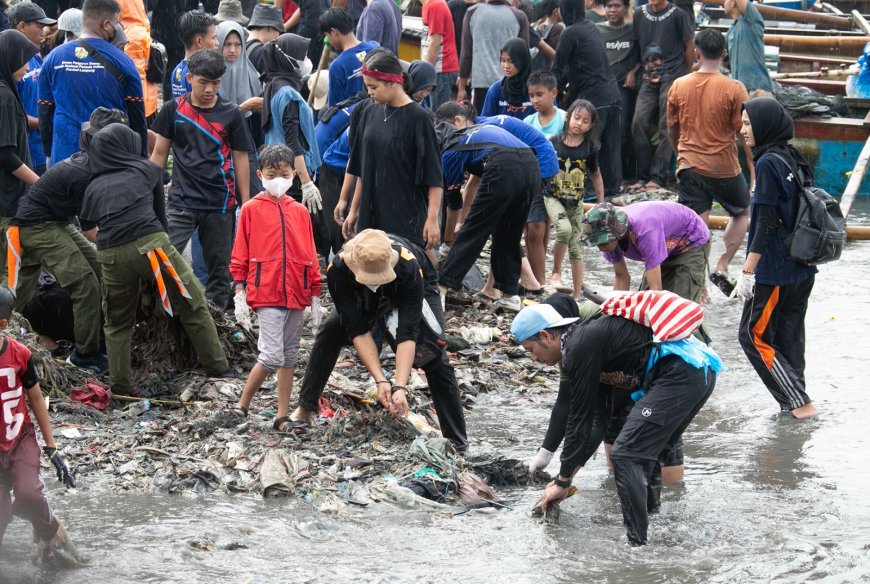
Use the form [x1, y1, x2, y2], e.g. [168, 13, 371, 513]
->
[528, 448, 554, 474]
[234, 288, 252, 330]
[730, 272, 756, 302]
[301, 181, 322, 214]
[310, 296, 322, 333]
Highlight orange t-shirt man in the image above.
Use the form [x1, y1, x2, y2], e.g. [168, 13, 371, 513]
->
[666, 71, 749, 178]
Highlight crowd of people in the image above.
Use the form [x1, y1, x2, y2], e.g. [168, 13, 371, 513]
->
[0, 0, 824, 559]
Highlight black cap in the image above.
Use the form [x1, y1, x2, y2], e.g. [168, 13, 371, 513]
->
[6, 3, 57, 26]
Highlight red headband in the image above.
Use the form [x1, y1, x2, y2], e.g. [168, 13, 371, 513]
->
[360, 67, 404, 84]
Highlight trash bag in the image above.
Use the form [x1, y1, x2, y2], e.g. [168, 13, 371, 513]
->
[408, 437, 455, 477]
[69, 378, 112, 410]
[847, 41, 870, 98]
[774, 82, 848, 119]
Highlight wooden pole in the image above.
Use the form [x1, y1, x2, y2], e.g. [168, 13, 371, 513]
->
[307, 36, 331, 106]
[704, 0, 852, 27]
[851, 9, 870, 34]
[763, 34, 870, 56]
[839, 112, 870, 219]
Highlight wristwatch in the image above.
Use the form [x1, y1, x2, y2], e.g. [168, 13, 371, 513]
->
[553, 476, 572, 489]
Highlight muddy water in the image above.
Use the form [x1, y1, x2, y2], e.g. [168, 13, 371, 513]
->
[3, 205, 870, 584]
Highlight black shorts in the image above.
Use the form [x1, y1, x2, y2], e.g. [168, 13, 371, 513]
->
[677, 168, 750, 216]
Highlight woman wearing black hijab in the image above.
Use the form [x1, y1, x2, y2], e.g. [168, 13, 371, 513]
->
[80, 123, 230, 396]
[735, 97, 819, 420]
[480, 38, 534, 119]
[261, 33, 321, 213]
[0, 29, 40, 267]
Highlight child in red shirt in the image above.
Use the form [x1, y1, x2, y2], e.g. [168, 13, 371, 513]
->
[229, 144, 322, 434]
[0, 288, 79, 564]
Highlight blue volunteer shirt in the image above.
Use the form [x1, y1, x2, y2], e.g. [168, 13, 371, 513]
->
[327, 40, 379, 106]
[441, 124, 529, 189]
[17, 53, 45, 169]
[171, 60, 192, 100]
[480, 79, 535, 120]
[38, 38, 144, 165]
[478, 114, 558, 178]
[314, 101, 359, 161]
[323, 127, 351, 174]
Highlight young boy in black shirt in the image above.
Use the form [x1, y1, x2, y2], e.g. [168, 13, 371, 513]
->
[151, 49, 252, 310]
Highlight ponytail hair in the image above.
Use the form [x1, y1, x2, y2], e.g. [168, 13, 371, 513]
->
[363, 51, 413, 94]
[435, 100, 478, 124]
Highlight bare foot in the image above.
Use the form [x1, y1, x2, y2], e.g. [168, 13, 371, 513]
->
[645, 181, 664, 190]
[479, 286, 502, 300]
[790, 403, 819, 419]
[627, 181, 646, 190]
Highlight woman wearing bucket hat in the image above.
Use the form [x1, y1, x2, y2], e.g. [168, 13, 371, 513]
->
[292, 229, 468, 450]
[582, 201, 710, 304]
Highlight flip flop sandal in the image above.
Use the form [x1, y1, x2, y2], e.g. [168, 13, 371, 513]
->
[475, 292, 498, 302]
[709, 271, 736, 297]
[550, 283, 574, 294]
[272, 416, 310, 436]
[518, 285, 546, 297]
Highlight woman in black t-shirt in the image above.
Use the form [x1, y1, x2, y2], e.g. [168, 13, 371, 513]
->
[344, 51, 443, 251]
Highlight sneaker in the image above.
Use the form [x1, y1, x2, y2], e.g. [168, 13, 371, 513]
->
[66, 349, 108, 374]
[493, 295, 522, 313]
[438, 242, 452, 258]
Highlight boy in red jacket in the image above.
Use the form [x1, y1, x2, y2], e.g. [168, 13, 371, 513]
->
[229, 145, 322, 433]
[0, 288, 79, 565]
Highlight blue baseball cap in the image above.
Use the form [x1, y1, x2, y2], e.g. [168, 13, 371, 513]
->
[510, 304, 579, 343]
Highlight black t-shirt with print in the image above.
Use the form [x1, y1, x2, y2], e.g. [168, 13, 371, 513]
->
[632, 2, 694, 82]
[151, 96, 252, 212]
[550, 135, 599, 203]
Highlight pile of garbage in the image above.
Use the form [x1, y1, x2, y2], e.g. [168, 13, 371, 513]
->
[18, 289, 558, 511]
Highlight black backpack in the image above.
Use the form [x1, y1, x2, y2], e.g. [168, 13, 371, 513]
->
[146, 41, 167, 85]
[771, 153, 846, 266]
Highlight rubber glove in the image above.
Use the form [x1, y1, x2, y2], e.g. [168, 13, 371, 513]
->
[310, 296, 322, 333]
[43, 446, 75, 488]
[730, 272, 756, 302]
[528, 448, 554, 473]
[234, 288, 253, 330]
[301, 182, 323, 214]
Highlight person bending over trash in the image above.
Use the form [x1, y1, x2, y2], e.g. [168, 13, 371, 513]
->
[7, 107, 128, 374]
[292, 229, 468, 451]
[78, 123, 232, 396]
[582, 201, 710, 304]
[228, 144, 322, 434]
[510, 297, 722, 545]
[0, 288, 82, 567]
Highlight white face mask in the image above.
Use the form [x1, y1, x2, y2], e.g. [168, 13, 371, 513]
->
[366, 284, 380, 293]
[299, 57, 313, 78]
[262, 176, 295, 198]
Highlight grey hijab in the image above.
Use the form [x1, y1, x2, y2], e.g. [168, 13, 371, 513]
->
[216, 21, 262, 115]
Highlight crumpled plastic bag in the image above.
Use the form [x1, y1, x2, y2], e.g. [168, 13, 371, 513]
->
[234, 289, 252, 331]
[369, 480, 450, 510]
[408, 437, 455, 477]
[259, 449, 309, 497]
[70, 378, 112, 410]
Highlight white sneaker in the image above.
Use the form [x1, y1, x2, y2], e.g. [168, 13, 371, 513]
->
[493, 295, 522, 313]
[438, 242, 452, 258]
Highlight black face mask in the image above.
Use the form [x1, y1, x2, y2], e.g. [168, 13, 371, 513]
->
[103, 20, 117, 43]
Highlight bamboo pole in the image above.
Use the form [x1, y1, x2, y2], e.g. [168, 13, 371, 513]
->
[851, 9, 870, 34]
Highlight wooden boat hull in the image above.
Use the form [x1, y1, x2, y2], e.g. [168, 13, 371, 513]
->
[794, 117, 870, 195]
